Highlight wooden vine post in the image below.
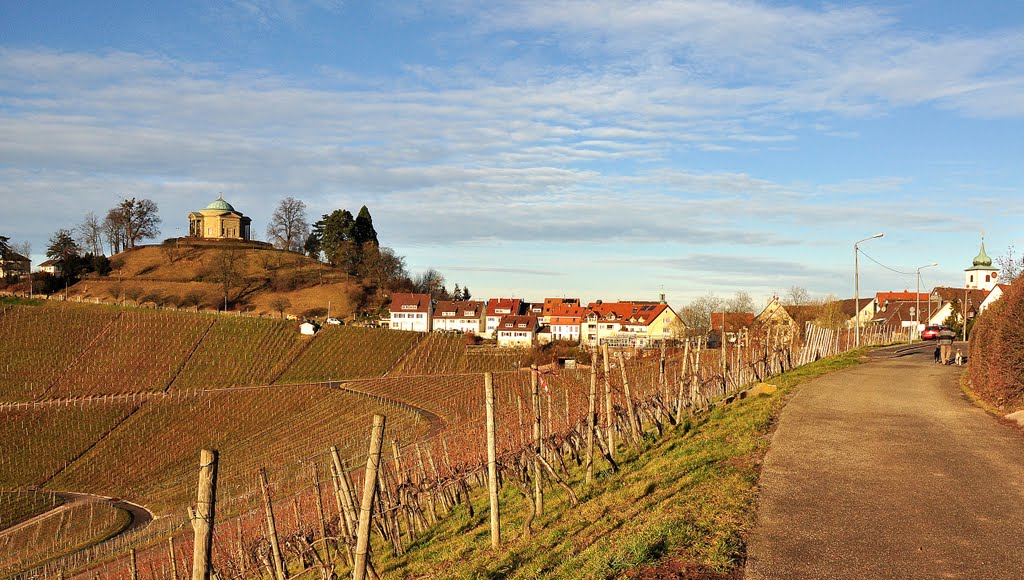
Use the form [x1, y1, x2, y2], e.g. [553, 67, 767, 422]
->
[354, 414, 386, 580]
[675, 340, 691, 417]
[129, 548, 138, 580]
[601, 343, 614, 459]
[259, 467, 288, 580]
[585, 357, 597, 484]
[191, 448, 217, 580]
[168, 537, 178, 580]
[530, 365, 544, 516]
[617, 351, 641, 440]
[484, 372, 500, 548]
[312, 461, 331, 567]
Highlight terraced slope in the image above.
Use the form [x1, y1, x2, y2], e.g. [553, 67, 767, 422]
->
[275, 325, 420, 383]
[0, 304, 121, 401]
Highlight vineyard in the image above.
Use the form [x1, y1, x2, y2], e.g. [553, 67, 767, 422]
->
[0, 299, 904, 578]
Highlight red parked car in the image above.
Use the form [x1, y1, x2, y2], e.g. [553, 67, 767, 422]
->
[921, 325, 943, 340]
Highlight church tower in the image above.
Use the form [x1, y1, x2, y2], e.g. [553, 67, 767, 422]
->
[964, 237, 999, 291]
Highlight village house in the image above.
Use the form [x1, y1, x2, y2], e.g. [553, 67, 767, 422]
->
[927, 287, 988, 328]
[582, 297, 680, 348]
[432, 300, 485, 334]
[388, 293, 433, 333]
[756, 297, 791, 325]
[541, 297, 580, 324]
[546, 302, 585, 343]
[710, 312, 756, 346]
[484, 298, 523, 338]
[38, 258, 63, 276]
[0, 250, 31, 281]
[523, 302, 544, 318]
[495, 315, 540, 348]
[979, 284, 1010, 313]
[871, 300, 924, 337]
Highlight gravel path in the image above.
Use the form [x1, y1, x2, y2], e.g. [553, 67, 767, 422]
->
[746, 343, 1024, 579]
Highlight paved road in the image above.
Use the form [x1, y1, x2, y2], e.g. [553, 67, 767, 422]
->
[746, 343, 1024, 579]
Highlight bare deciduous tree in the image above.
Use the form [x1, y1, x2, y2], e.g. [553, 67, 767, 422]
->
[725, 290, 755, 314]
[78, 211, 104, 256]
[997, 246, 1022, 283]
[266, 197, 310, 253]
[209, 248, 244, 310]
[679, 293, 723, 335]
[117, 198, 162, 249]
[786, 285, 810, 306]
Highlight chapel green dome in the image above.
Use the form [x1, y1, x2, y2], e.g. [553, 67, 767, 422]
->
[972, 241, 993, 267]
[205, 196, 235, 212]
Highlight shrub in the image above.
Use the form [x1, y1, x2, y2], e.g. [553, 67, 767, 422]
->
[969, 283, 1024, 409]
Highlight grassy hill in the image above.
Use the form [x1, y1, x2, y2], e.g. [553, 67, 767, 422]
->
[65, 240, 363, 319]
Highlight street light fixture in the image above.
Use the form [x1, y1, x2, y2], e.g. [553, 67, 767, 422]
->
[915, 262, 939, 340]
[854, 233, 885, 347]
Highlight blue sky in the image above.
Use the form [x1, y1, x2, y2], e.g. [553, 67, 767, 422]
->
[2, 1, 1022, 309]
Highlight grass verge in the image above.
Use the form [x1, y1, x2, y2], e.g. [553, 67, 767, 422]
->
[369, 349, 866, 579]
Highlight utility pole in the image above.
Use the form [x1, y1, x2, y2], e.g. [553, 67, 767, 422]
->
[916, 262, 938, 340]
[854, 233, 885, 347]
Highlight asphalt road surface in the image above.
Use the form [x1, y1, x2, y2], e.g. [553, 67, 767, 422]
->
[746, 343, 1024, 579]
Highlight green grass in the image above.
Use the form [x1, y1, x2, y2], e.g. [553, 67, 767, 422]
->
[364, 349, 866, 578]
[0, 296, 43, 307]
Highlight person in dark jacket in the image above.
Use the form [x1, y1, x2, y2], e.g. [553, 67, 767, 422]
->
[937, 328, 956, 364]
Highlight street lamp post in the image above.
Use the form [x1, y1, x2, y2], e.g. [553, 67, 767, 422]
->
[854, 233, 885, 347]
[915, 262, 939, 340]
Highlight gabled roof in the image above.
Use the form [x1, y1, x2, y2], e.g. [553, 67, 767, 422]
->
[38, 258, 63, 267]
[1, 251, 29, 263]
[549, 303, 585, 326]
[710, 312, 756, 333]
[876, 291, 929, 303]
[542, 297, 580, 316]
[583, 301, 668, 326]
[496, 315, 540, 332]
[389, 293, 431, 313]
[930, 286, 989, 305]
[871, 300, 921, 325]
[523, 302, 544, 315]
[432, 300, 484, 319]
[486, 298, 523, 317]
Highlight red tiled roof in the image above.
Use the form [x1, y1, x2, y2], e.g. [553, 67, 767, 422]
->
[710, 312, 756, 333]
[486, 298, 522, 317]
[583, 301, 668, 327]
[876, 291, 930, 303]
[542, 297, 580, 316]
[872, 300, 922, 325]
[496, 315, 539, 332]
[389, 293, 431, 313]
[432, 300, 484, 319]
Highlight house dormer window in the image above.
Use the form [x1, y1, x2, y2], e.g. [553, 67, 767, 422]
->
[401, 304, 416, 310]
[518, 323, 527, 328]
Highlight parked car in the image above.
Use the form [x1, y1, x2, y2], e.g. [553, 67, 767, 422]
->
[326, 317, 342, 325]
[921, 325, 943, 340]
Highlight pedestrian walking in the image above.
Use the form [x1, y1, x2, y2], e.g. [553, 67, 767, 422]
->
[937, 328, 956, 365]
[955, 348, 963, 366]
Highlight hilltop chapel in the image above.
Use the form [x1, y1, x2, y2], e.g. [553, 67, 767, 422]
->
[188, 196, 252, 241]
